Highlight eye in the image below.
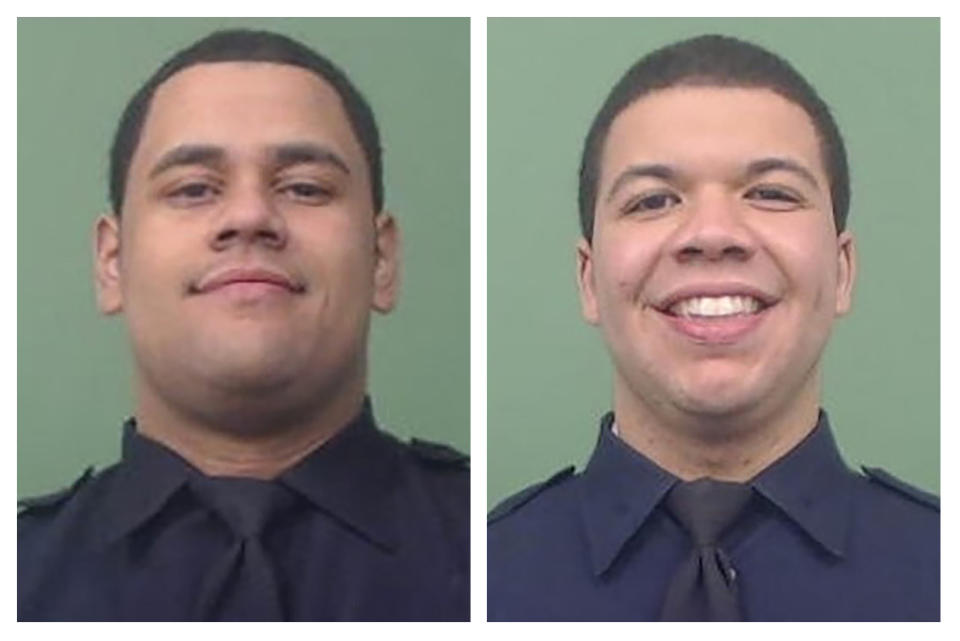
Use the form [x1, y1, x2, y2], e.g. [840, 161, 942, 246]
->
[166, 182, 220, 206]
[623, 191, 682, 215]
[744, 185, 803, 208]
[277, 181, 333, 204]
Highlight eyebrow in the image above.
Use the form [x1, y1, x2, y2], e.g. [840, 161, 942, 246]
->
[149, 144, 226, 178]
[268, 142, 351, 175]
[605, 164, 677, 203]
[744, 157, 821, 191]
[148, 142, 351, 178]
[604, 156, 822, 203]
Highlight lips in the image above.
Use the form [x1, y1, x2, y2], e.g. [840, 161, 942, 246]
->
[192, 266, 304, 295]
[656, 285, 776, 316]
[652, 284, 779, 344]
[670, 295, 761, 318]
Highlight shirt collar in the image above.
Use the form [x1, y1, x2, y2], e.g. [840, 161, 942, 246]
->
[96, 398, 402, 551]
[579, 409, 855, 576]
[280, 399, 402, 551]
[96, 418, 195, 547]
[751, 410, 854, 558]
[579, 412, 678, 577]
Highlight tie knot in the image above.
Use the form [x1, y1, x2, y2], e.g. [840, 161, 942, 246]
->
[190, 476, 296, 539]
[665, 478, 753, 546]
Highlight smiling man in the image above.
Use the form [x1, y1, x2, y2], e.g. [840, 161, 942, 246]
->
[487, 34, 938, 621]
[18, 29, 468, 621]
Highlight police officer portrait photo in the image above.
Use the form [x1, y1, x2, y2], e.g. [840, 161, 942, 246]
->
[18, 18, 469, 621]
[487, 18, 939, 621]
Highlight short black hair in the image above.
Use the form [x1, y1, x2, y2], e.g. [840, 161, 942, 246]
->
[109, 28, 382, 217]
[578, 34, 850, 241]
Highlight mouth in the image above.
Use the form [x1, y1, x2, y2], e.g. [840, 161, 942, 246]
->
[190, 266, 305, 298]
[653, 289, 778, 344]
[663, 294, 772, 319]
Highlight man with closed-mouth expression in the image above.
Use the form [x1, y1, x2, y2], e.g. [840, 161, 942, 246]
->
[19, 29, 468, 622]
[488, 34, 938, 622]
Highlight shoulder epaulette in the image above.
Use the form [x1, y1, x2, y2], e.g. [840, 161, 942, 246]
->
[409, 438, 469, 468]
[18, 466, 95, 516]
[862, 466, 939, 511]
[488, 466, 576, 524]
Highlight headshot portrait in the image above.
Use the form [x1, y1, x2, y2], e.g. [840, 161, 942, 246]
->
[487, 18, 939, 621]
[18, 18, 469, 621]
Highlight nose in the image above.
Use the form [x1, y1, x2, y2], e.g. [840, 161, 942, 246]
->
[209, 183, 288, 251]
[668, 188, 756, 264]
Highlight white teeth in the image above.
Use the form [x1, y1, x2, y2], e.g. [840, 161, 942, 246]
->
[670, 295, 761, 318]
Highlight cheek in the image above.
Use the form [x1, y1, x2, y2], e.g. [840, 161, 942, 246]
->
[119, 223, 190, 295]
[764, 224, 838, 308]
[297, 206, 370, 244]
[296, 216, 375, 291]
[594, 233, 661, 306]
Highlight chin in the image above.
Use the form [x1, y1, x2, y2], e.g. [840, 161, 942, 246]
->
[670, 375, 769, 420]
[196, 350, 302, 395]
[213, 368, 296, 396]
[677, 396, 758, 421]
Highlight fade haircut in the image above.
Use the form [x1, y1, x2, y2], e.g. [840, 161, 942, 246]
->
[578, 34, 850, 241]
[109, 28, 382, 217]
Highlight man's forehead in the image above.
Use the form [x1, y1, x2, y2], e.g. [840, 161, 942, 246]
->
[602, 85, 825, 178]
[132, 61, 358, 171]
[152, 60, 340, 104]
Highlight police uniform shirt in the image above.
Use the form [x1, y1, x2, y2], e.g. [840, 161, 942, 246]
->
[19, 400, 469, 621]
[488, 411, 939, 621]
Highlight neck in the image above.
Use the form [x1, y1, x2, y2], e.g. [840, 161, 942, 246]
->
[612, 374, 821, 482]
[134, 377, 366, 480]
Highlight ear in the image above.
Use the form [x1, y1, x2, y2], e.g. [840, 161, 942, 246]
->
[576, 236, 600, 325]
[371, 212, 400, 314]
[94, 214, 124, 315]
[834, 229, 857, 316]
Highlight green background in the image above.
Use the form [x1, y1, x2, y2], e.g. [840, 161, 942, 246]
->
[18, 18, 470, 498]
[488, 18, 940, 508]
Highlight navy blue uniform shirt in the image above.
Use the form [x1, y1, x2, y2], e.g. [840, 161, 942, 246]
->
[19, 401, 469, 621]
[488, 411, 938, 621]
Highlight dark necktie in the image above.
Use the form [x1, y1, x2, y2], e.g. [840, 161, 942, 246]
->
[189, 476, 296, 621]
[659, 478, 753, 622]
